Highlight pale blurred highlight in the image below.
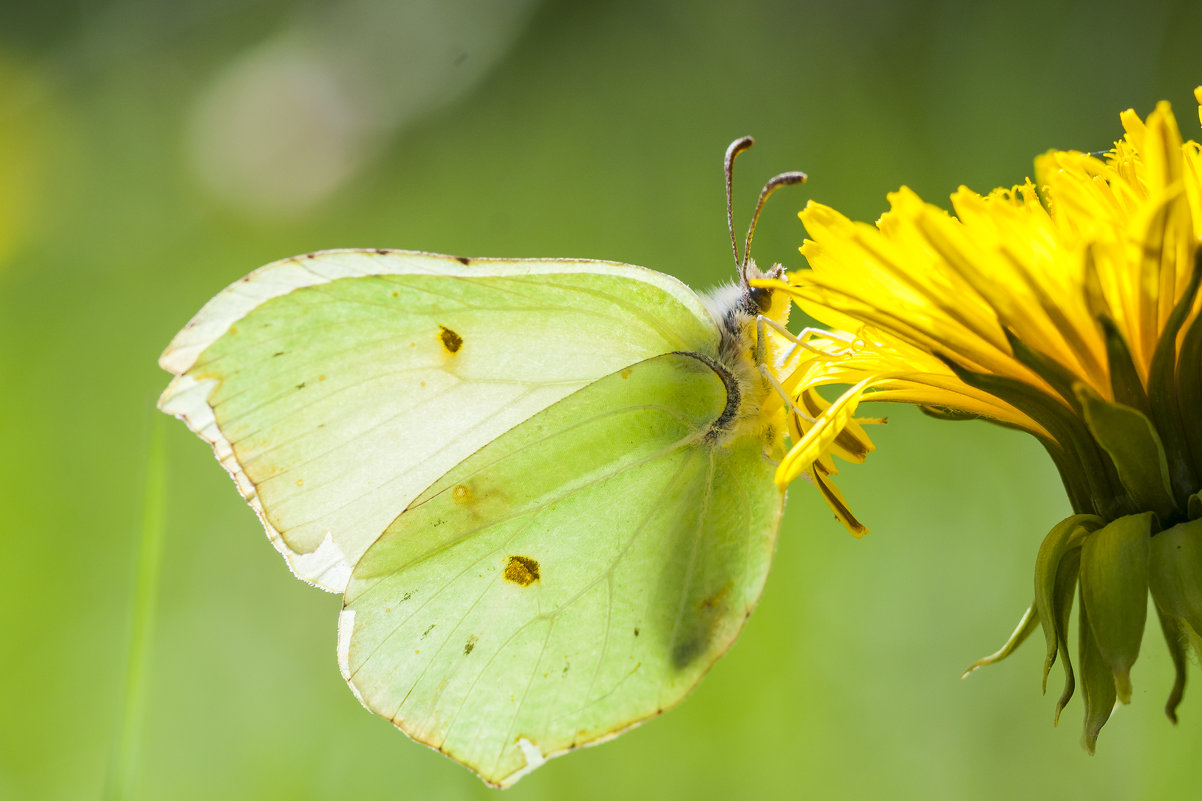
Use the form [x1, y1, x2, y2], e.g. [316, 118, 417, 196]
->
[185, 0, 538, 218]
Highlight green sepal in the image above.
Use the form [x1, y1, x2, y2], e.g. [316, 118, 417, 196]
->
[1175, 250, 1202, 473]
[1050, 550, 1082, 725]
[1032, 514, 1101, 720]
[1153, 603, 1188, 724]
[1079, 512, 1154, 704]
[1190, 491, 1202, 521]
[1147, 247, 1202, 505]
[1078, 583, 1118, 753]
[1076, 385, 1176, 520]
[962, 604, 1039, 677]
[1148, 516, 1202, 640]
[1097, 315, 1151, 416]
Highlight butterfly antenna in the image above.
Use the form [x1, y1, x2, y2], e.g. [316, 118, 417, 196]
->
[725, 136, 755, 272]
[741, 170, 807, 282]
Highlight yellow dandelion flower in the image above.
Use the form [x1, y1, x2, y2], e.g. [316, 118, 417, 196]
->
[758, 88, 1202, 750]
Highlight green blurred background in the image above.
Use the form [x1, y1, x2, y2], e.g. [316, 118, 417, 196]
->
[3, 1, 1201, 799]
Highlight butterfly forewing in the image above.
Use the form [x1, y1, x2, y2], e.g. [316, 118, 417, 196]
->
[158, 251, 719, 591]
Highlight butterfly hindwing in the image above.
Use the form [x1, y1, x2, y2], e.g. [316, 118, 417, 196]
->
[158, 251, 721, 591]
[339, 352, 784, 787]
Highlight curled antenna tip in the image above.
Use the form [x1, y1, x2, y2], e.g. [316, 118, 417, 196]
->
[771, 171, 808, 187]
[725, 136, 755, 163]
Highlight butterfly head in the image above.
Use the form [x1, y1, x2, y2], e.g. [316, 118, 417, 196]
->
[743, 260, 791, 327]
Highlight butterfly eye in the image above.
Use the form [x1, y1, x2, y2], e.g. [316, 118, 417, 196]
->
[748, 285, 773, 312]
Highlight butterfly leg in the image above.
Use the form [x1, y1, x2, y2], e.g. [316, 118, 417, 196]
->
[756, 363, 814, 423]
[753, 317, 865, 428]
[754, 315, 856, 370]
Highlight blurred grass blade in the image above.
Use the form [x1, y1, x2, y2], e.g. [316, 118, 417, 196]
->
[105, 410, 167, 801]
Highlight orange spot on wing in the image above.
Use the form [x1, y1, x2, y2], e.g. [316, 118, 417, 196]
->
[438, 325, 464, 354]
[503, 555, 540, 587]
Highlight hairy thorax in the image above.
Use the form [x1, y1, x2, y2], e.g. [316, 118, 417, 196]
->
[698, 260, 791, 449]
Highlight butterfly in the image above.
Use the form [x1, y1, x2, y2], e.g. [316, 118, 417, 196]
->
[158, 137, 806, 786]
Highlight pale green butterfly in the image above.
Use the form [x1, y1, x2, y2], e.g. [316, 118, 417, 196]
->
[158, 138, 805, 787]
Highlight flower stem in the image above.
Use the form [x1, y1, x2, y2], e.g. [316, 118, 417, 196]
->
[104, 409, 167, 801]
